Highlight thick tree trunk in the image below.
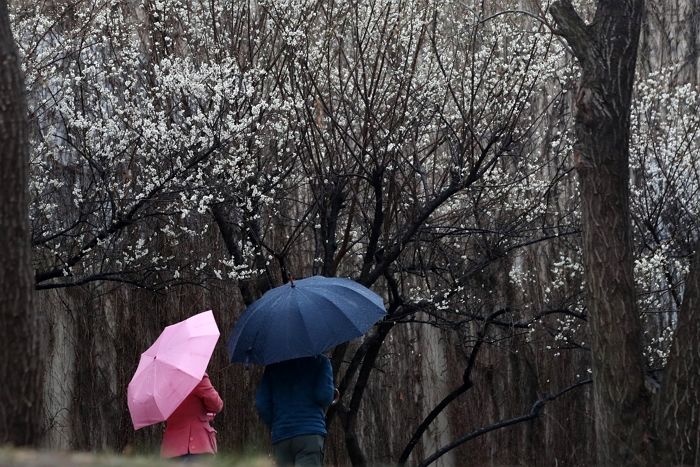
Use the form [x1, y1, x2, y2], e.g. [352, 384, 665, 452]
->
[0, 0, 45, 446]
[654, 241, 700, 465]
[550, 1, 650, 465]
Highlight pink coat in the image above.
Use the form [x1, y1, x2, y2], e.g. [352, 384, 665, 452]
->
[161, 374, 224, 458]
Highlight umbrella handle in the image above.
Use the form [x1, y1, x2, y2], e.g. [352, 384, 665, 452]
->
[331, 388, 340, 405]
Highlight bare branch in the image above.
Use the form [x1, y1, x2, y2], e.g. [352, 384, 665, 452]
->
[398, 308, 511, 465]
[418, 379, 593, 467]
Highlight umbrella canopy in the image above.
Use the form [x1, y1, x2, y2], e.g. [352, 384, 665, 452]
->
[127, 310, 219, 430]
[227, 276, 386, 365]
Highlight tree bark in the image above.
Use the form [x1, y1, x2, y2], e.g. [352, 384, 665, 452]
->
[654, 241, 700, 465]
[0, 0, 45, 446]
[550, 1, 650, 465]
[342, 321, 394, 467]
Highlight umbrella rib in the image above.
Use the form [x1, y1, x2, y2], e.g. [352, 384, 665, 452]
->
[160, 358, 207, 380]
[249, 291, 290, 361]
[294, 289, 320, 355]
[150, 360, 173, 420]
[151, 365, 167, 419]
[307, 283, 385, 309]
[297, 289, 365, 340]
[151, 359, 198, 417]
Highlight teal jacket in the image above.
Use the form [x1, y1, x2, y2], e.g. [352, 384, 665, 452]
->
[255, 355, 335, 443]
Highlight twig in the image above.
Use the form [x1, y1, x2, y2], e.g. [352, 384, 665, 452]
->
[417, 379, 592, 467]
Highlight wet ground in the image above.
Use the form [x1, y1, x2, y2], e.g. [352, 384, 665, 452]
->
[0, 448, 273, 466]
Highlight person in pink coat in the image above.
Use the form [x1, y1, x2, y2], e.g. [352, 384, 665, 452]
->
[161, 373, 224, 460]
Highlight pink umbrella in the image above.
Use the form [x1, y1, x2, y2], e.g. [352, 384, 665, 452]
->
[127, 310, 219, 430]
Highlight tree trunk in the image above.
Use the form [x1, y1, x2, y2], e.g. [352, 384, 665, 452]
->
[550, 1, 650, 465]
[0, 0, 45, 446]
[654, 240, 700, 465]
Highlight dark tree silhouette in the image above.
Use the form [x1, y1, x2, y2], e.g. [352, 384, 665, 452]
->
[0, 0, 45, 446]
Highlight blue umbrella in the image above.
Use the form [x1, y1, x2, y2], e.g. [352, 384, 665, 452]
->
[227, 276, 386, 365]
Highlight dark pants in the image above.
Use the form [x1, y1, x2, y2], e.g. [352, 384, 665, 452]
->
[177, 453, 212, 463]
[272, 434, 325, 467]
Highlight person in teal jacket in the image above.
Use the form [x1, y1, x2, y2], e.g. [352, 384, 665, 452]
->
[255, 355, 336, 466]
